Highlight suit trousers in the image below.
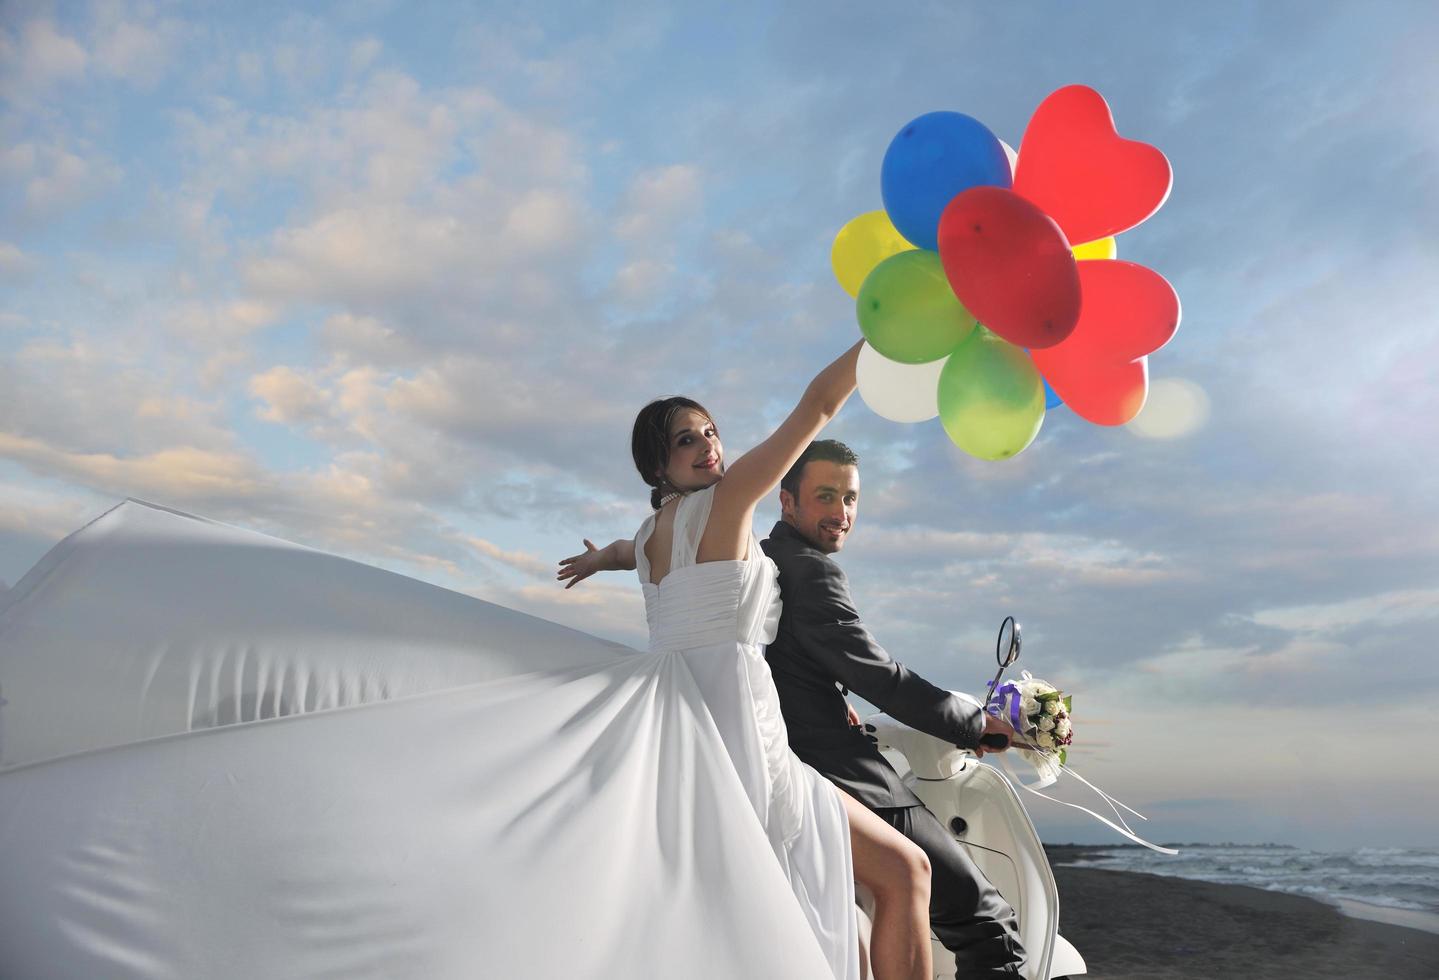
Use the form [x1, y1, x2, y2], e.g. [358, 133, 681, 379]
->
[874, 802, 1025, 977]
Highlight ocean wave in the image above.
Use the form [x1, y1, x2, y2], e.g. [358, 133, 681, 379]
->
[1057, 845, 1439, 914]
[1270, 883, 1430, 912]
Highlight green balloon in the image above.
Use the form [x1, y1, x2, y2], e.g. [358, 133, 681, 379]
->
[938, 327, 1046, 460]
[856, 249, 977, 364]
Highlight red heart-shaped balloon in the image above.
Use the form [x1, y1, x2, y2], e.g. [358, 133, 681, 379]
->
[1039, 356, 1150, 427]
[1013, 85, 1173, 246]
[1031, 260, 1181, 425]
[937, 185, 1080, 350]
[1076, 259, 1181, 360]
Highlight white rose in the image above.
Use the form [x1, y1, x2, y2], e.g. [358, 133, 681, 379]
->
[1036, 732, 1056, 750]
[1055, 718, 1071, 739]
[1021, 696, 1039, 717]
[1038, 716, 1055, 732]
[1043, 699, 1061, 716]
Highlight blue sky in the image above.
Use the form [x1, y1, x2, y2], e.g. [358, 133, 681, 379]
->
[2, 0, 1437, 848]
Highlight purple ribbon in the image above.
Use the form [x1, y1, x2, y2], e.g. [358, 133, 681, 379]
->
[985, 680, 1025, 733]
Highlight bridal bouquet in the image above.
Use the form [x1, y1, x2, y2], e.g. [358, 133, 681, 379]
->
[983, 670, 1176, 855]
[986, 671, 1072, 779]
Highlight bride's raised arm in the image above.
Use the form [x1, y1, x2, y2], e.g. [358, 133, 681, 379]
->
[557, 338, 863, 583]
[701, 340, 863, 560]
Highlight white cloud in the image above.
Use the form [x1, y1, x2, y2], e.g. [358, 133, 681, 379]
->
[0, 143, 38, 180]
[267, 12, 334, 91]
[26, 146, 95, 210]
[190, 75, 597, 337]
[318, 312, 423, 368]
[380, 354, 630, 465]
[0, 339, 233, 455]
[1122, 632, 1336, 692]
[0, 483, 106, 543]
[612, 258, 674, 302]
[91, 6, 182, 88]
[0, 7, 181, 98]
[348, 37, 382, 75]
[1, 20, 87, 96]
[0, 432, 265, 503]
[1251, 586, 1439, 634]
[853, 525, 1177, 589]
[242, 190, 593, 344]
[234, 49, 265, 90]
[249, 366, 332, 426]
[0, 428, 545, 604]
[0, 241, 34, 282]
[614, 163, 702, 240]
[248, 206, 457, 296]
[503, 189, 574, 250]
[165, 299, 277, 345]
[461, 534, 551, 577]
[173, 72, 570, 208]
[2, 140, 122, 218]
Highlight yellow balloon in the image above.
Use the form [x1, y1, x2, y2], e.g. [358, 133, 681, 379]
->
[1072, 236, 1117, 261]
[831, 211, 915, 296]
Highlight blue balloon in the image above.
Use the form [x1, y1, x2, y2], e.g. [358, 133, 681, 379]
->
[1022, 344, 1065, 410]
[881, 111, 1011, 252]
[1043, 377, 1064, 410]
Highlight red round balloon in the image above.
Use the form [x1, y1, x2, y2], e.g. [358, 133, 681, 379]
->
[1012, 85, 1173, 246]
[1031, 260, 1181, 425]
[937, 185, 1080, 350]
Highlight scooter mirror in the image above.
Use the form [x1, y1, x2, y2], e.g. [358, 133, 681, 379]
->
[996, 616, 1021, 668]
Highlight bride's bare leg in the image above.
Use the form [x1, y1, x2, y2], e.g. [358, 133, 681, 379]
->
[841, 792, 933, 980]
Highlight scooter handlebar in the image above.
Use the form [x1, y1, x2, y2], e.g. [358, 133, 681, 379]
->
[864, 691, 986, 780]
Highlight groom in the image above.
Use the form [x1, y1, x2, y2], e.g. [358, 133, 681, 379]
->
[761, 440, 1026, 978]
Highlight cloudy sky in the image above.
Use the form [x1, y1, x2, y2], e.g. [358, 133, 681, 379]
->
[3, 1, 1436, 849]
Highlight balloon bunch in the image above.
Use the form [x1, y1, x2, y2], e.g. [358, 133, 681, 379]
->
[833, 85, 1181, 460]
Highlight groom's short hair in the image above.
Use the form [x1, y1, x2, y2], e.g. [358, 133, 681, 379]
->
[781, 440, 860, 497]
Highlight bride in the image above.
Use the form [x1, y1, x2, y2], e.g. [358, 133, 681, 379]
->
[559, 340, 934, 980]
[0, 343, 934, 979]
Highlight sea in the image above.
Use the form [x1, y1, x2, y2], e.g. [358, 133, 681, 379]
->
[1054, 843, 1439, 934]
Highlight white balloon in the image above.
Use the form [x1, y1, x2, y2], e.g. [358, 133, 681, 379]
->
[1127, 377, 1211, 440]
[856, 342, 946, 423]
[1000, 139, 1019, 179]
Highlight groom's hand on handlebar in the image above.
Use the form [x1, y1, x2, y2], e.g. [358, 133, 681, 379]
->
[972, 713, 1016, 757]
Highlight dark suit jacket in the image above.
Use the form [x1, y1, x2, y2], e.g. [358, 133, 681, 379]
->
[761, 521, 984, 809]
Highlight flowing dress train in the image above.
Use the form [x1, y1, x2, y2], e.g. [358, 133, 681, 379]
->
[0, 497, 858, 978]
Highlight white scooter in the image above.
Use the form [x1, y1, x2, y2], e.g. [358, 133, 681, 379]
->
[858, 618, 1086, 980]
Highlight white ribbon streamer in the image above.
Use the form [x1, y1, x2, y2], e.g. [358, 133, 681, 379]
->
[998, 753, 1179, 855]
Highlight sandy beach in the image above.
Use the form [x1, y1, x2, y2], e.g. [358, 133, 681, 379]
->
[1047, 846, 1439, 978]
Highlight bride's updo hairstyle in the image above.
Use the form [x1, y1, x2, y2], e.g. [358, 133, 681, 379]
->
[632, 396, 717, 509]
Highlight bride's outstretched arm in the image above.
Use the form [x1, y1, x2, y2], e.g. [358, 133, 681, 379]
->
[706, 340, 863, 550]
[556, 538, 636, 589]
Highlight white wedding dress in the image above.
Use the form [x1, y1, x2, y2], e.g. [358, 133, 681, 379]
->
[0, 497, 858, 979]
[636, 486, 859, 980]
